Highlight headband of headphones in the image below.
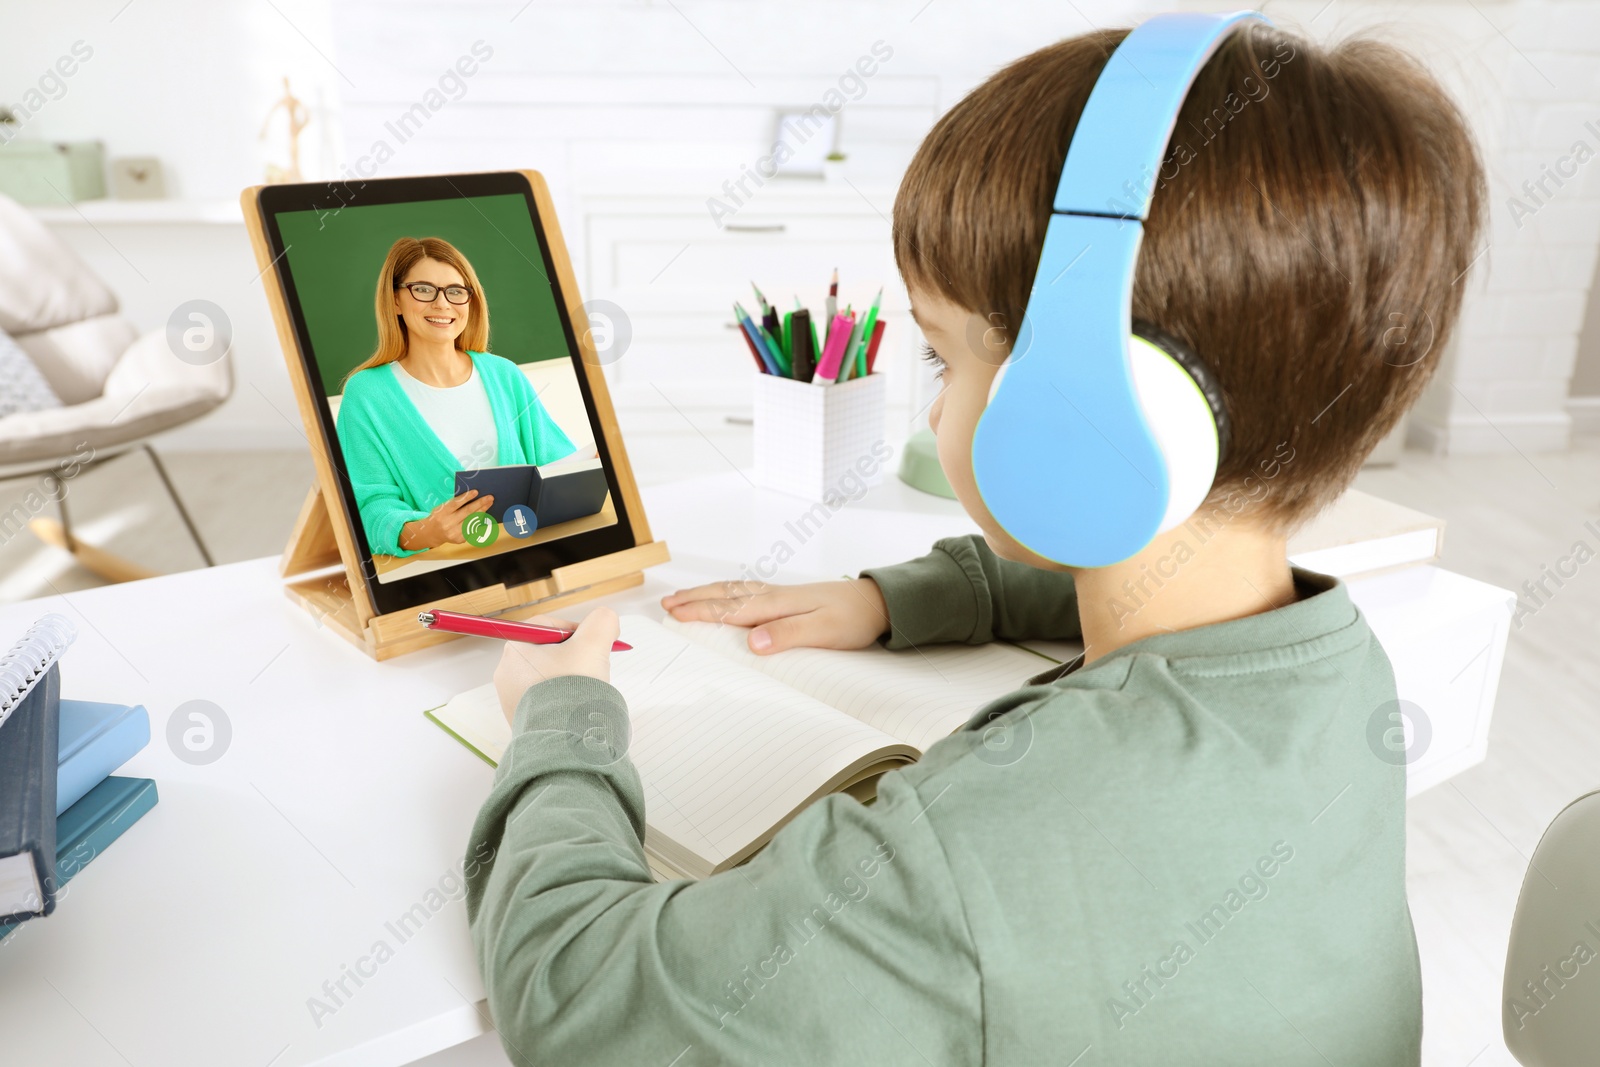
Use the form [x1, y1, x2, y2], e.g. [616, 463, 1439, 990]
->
[971, 10, 1269, 567]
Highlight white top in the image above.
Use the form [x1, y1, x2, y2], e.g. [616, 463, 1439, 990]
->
[392, 359, 499, 468]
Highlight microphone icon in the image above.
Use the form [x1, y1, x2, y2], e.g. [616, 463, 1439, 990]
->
[503, 504, 538, 539]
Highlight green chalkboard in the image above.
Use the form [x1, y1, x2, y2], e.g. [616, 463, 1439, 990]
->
[276, 193, 570, 396]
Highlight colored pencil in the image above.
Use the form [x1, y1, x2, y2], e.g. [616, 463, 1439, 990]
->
[852, 287, 882, 379]
[864, 318, 886, 374]
[781, 311, 795, 377]
[735, 302, 781, 375]
[736, 314, 767, 373]
[837, 306, 862, 382]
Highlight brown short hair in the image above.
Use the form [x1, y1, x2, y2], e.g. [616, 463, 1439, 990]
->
[894, 23, 1485, 529]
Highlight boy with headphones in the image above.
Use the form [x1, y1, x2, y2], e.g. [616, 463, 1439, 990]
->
[468, 13, 1484, 1064]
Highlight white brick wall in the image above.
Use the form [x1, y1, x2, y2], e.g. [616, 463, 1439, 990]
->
[1443, 1, 1599, 451]
[1184, 0, 1600, 454]
[1181, 1, 1597, 454]
[12, 0, 1594, 454]
[327, 0, 1599, 455]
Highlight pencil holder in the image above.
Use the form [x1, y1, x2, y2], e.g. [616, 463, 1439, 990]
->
[752, 372, 888, 502]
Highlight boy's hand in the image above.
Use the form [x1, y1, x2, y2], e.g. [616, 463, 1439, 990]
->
[660, 579, 889, 654]
[494, 609, 619, 725]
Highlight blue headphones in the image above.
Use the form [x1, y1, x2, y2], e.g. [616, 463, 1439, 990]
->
[972, 10, 1268, 567]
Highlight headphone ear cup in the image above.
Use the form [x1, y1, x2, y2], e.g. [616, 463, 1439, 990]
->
[1132, 321, 1230, 459]
[1128, 325, 1227, 534]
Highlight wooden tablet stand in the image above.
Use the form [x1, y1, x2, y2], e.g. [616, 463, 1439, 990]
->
[243, 170, 669, 660]
[278, 482, 666, 660]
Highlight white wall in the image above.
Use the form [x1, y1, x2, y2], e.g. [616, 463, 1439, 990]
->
[1, 0, 345, 449]
[7, 0, 1599, 455]
[324, 0, 1137, 227]
[1183, 0, 1599, 454]
[0, 0, 342, 198]
[1347, 0, 1600, 454]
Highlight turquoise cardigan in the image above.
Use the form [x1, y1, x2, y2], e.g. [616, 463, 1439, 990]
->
[335, 351, 576, 556]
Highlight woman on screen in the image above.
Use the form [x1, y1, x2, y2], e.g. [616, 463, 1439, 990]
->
[335, 236, 578, 556]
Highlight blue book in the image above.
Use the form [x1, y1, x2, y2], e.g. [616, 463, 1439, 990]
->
[455, 457, 610, 529]
[454, 464, 534, 525]
[0, 776, 158, 940]
[57, 700, 149, 816]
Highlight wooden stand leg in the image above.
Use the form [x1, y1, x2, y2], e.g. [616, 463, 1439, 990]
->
[279, 481, 669, 660]
[281, 483, 345, 577]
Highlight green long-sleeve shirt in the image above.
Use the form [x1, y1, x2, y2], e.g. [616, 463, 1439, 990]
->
[465, 535, 1420, 1065]
[335, 351, 575, 556]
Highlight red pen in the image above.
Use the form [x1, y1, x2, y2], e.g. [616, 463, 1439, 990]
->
[418, 608, 633, 651]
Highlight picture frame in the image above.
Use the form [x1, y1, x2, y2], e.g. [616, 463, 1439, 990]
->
[770, 108, 841, 179]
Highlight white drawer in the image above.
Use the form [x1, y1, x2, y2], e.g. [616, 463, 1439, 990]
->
[607, 310, 763, 410]
[583, 203, 911, 413]
[588, 211, 895, 302]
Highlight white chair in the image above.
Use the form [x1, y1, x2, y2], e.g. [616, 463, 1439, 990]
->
[0, 192, 232, 581]
[1502, 787, 1600, 1064]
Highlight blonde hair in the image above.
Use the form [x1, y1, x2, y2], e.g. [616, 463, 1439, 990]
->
[343, 236, 490, 387]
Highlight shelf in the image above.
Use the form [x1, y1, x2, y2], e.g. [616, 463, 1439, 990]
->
[579, 172, 898, 209]
[28, 198, 243, 225]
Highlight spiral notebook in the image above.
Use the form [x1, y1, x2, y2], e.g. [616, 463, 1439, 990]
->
[426, 614, 1070, 880]
[0, 614, 74, 732]
[0, 615, 77, 926]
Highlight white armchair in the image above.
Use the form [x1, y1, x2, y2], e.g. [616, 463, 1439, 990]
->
[0, 192, 232, 579]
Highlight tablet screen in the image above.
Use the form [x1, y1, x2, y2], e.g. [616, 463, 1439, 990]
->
[256, 172, 640, 617]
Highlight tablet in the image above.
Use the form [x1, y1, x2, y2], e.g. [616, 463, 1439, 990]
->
[250, 171, 651, 618]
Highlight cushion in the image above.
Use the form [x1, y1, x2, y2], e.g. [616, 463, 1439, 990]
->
[12, 313, 139, 404]
[0, 327, 232, 472]
[0, 328, 62, 419]
[0, 192, 118, 335]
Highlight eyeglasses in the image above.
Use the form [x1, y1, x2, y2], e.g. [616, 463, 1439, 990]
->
[396, 281, 472, 305]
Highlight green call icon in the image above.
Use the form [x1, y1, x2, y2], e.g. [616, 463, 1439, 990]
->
[462, 511, 498, 547]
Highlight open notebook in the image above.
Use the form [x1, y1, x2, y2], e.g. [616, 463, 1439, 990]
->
[426, 615, 1074, 880]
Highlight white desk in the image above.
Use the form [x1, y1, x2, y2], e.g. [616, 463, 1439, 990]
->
[0, 473, 1513, 1066]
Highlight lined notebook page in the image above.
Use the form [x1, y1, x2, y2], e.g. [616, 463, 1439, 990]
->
[431, 615, 909, 876]
[661, 617, 1055, 752]
[613, 617, 909, 874]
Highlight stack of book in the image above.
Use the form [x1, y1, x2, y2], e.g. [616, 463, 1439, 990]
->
[0, 615, 157, 940]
